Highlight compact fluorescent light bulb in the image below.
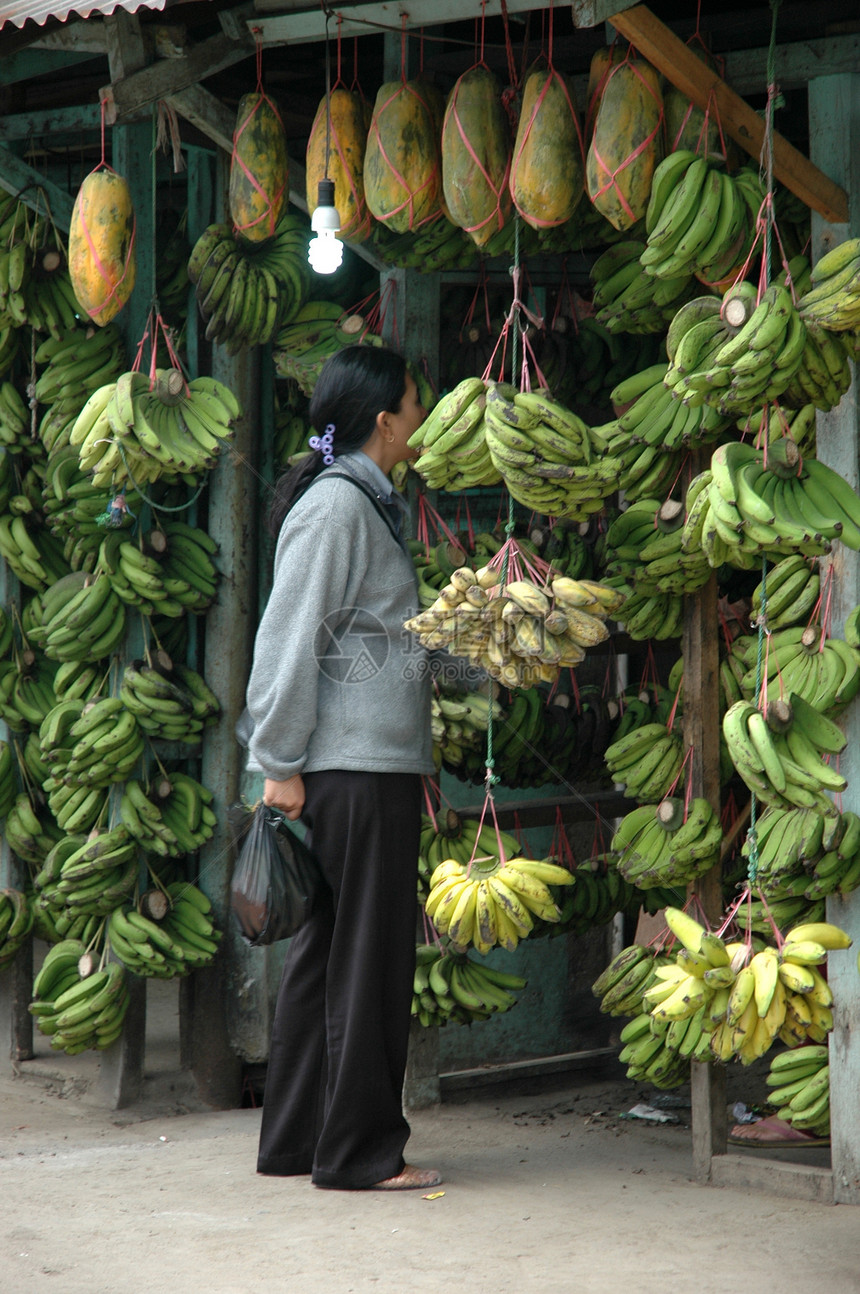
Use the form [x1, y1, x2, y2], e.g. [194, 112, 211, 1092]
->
[309, 179, 343, 275]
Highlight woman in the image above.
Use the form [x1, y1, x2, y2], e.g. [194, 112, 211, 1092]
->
[245, 345, 442, 1191]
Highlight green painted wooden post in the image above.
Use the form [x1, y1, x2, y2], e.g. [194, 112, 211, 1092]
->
[0, 562, 33, 1065]
[808, 71, 860, 1206]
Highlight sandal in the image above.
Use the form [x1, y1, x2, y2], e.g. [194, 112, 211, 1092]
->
[728, 1115, 830, 1148]
[368, 1165, 443, 1191]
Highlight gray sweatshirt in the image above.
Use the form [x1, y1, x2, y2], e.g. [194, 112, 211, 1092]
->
[245, 453, 436, 782]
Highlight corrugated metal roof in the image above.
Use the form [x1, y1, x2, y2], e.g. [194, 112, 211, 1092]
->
[0, 0, 166, 30]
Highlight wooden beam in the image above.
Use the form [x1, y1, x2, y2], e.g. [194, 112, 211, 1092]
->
[609, 5, 850, 225]
[28, 17, 106, 53]
[104, 10, 148, 82]
[0, 104, 101, 143]
[723, 35, 860, 97]
[100, 29, 254, 125]
[165, 84, 235, 156]
[0, 49, 97, 87]
[0, 144, 74, 229]
[571, 0, 637, 27]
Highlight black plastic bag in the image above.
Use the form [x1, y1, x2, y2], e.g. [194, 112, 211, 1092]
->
[230, 802, 322, 946]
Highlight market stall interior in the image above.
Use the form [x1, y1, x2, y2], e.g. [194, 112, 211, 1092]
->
[0, 0, 858, 1208]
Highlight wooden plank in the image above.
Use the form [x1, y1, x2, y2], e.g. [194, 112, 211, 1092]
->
[440, 1046, 618, 1092]
[452, 790, 630, 830]
[252, 0, 564, 44]
[165, 84, 234, 156]
[808, 71, 860, 1209]
[0, 50, 97, 86]
[680, 448, 726, 1182]
[104, 10, 148, 82]
[609, 5, 850, 225]
[723, 35, 860, 97]
[101, 30, 254, 125]
[0, 104, 101, 143]
[0, 144, 74, 229]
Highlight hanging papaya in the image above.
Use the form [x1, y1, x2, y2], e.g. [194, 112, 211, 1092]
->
[441, 66, 512, 248]
[584, 45, 626, 143]
[586, 58, 664, 232]
[510, 60, 584, 229]
[229, 92, 289, 243]
[663, 49, 740, 168]
[67, 168, 136, 327]
[306, 87, 371, 244]
[363, 79, 442, 233]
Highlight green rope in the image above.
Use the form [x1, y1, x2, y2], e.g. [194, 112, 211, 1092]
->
[486, 217, 524, 789]
[747, 557, 770, 883]
[762, 0, 782, 288]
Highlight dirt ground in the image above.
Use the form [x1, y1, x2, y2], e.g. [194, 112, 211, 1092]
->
[1, 983, 857, 1294]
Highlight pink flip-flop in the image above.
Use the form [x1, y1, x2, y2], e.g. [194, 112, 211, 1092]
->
[729, 1115, 830, 1148]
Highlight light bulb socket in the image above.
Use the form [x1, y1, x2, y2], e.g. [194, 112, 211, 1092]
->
[317, 178, 336, 209]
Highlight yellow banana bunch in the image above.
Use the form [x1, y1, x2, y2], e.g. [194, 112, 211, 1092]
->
[426, 855, 574, 955]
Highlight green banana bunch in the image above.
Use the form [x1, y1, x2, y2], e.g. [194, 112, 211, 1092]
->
[26, 570, 126, 664]
[187, 221, 288, 352]
[96, 521, 219, 618]
[604, 719, 685, 804]
[0, 738, 16, 819]
[705, 436, 860, 566]
[273, 300, 385, 396]
[120, 771, 217, 859]
[591, 943, 666, 1017]
[0, 886, 34, 968]
[45, 694, 145, 789]
[273, 392, 313, 469]
[750, 554, 820, 630]
[431, 686, 506, 774]
[107, 885, 221, 977]
[372, 215, 479, 276]
[765, 1044, 831, 1137]
[118, 658, 218, 744]
[409, 376, 500, 490]
[33, 320, 126, 407]
[72, 369, 239, 491]
[35, 822, 138, 917]
[3, 790, 62, 864]
[411, 943, 528, 1028]
[611, 796, 722, 890]
[780, 321, 854, 413]
[641, 155, 757, 286]
[723, 691, 847, 813]
[796, 236, 860, 333]
[482, 382, 620, 521]
[741, 804, 860, 903]
[616, 1010, 697, 1088]
[733, 620, 860, 716]
[591, 238, 696, 334]
[0, 508, 71, 590]
[30, 952, 131, 1055]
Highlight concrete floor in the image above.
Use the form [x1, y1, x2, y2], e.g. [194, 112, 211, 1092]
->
[0, 978, 856, 1294]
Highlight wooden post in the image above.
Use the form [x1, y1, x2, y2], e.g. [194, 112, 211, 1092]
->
[808, 71, 860, 1207]
[94, 111, 157, 1109]
[0, 559, 33, 1064]
[682, 450, 726, 1180]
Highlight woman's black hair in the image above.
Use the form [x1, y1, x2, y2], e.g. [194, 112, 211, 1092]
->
[268, 345, 408, 536]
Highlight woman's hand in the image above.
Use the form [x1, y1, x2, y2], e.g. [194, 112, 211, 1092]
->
[263, 775, 305, 821]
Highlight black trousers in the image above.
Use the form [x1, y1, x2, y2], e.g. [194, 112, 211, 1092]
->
[256, 769, 421, 1189]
